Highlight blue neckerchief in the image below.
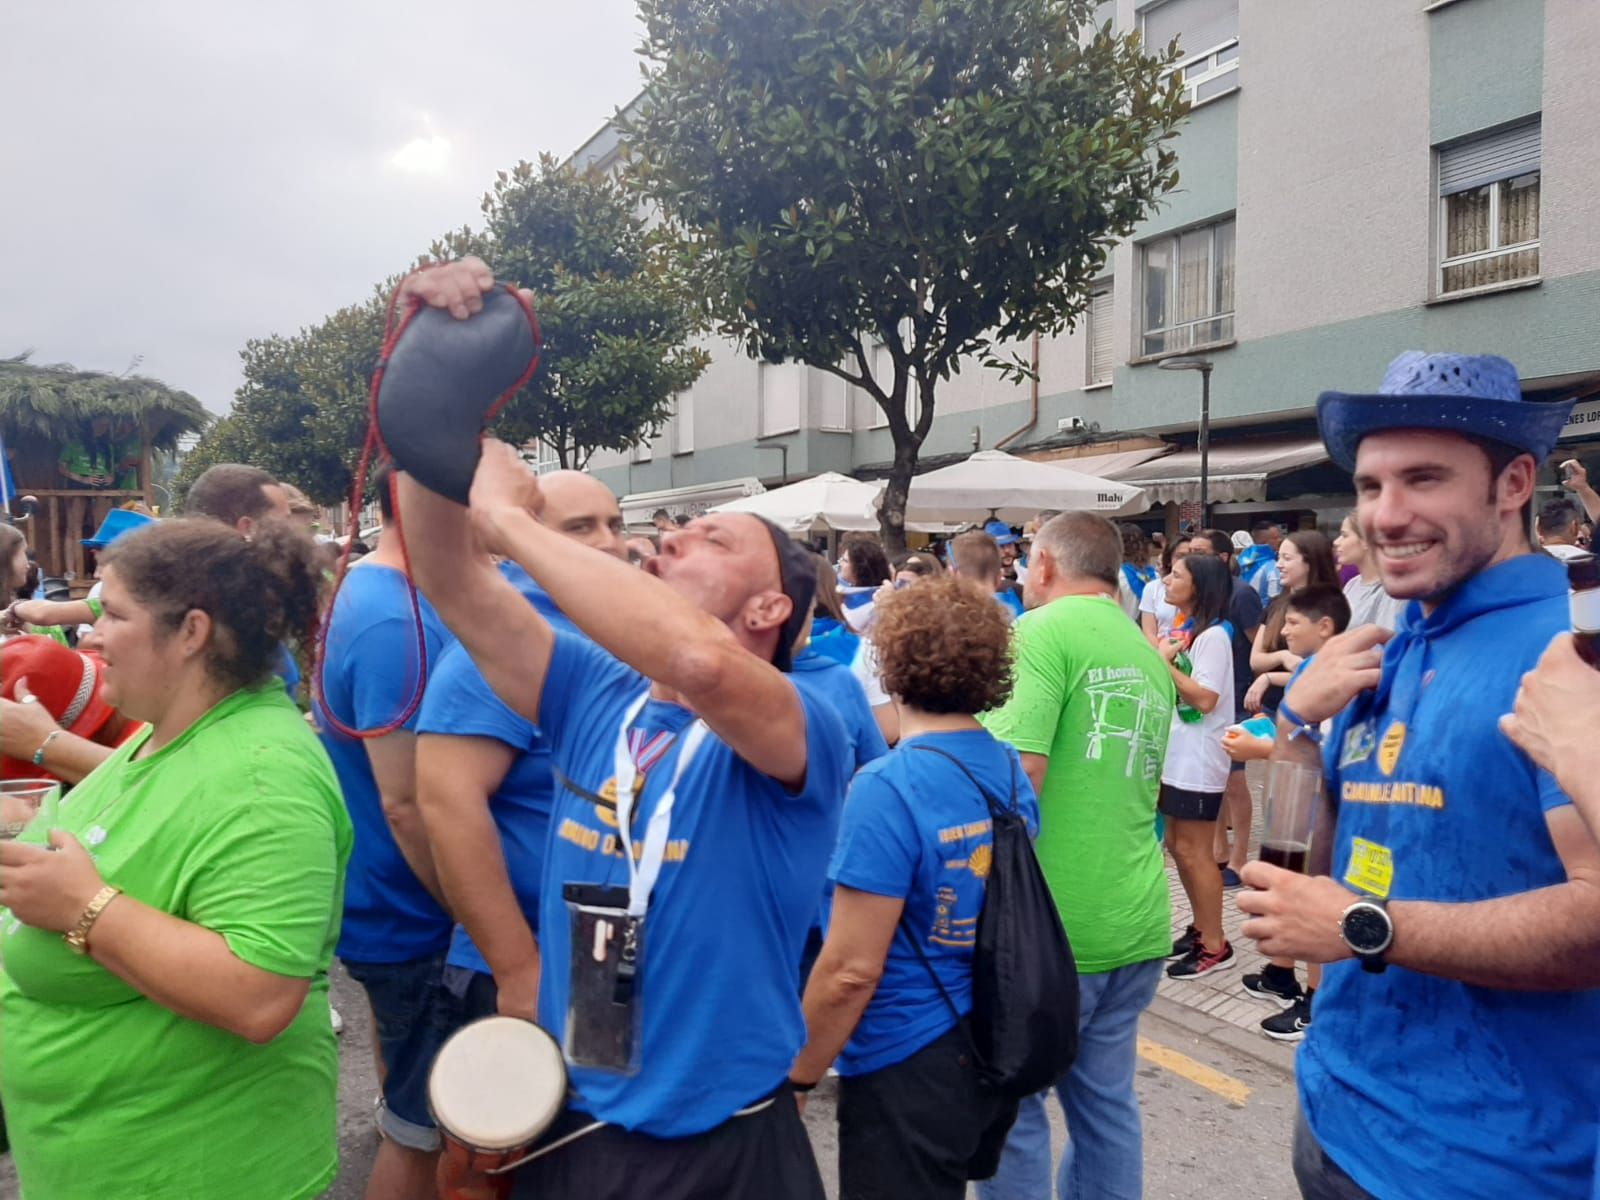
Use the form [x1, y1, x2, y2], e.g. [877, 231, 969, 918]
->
[1237, 544, 1274, 583]
[839, 587, 876, 610]
[1356, 555, 1561, 729]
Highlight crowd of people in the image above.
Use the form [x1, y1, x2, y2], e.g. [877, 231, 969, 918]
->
[1, 258, 1598, 1200]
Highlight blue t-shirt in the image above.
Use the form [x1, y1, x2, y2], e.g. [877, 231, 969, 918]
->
[791, 648, 890, 772]
[276, 643, 302, 700]
[995, 587, 1025, 621]
[1299, 555, 1600, 1200]
[807, 617, 860, 666]
[417, 566, 577, 975]
[316, 563, 453, 964]
[828, 729, 1038, 1076]
[534, 633, 852, 1136]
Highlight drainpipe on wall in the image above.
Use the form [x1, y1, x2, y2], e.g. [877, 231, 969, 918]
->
[994, 331, 1041, 452]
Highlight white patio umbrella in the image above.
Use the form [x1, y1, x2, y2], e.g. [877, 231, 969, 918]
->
[709, 472, 888, 534]
[894, 449, 1149, 523]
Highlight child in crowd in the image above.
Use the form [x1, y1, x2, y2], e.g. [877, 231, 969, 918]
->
[1222, 584, 1350, 1041]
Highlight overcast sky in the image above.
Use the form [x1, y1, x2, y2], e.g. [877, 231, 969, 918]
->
[0, 2, 643, 413]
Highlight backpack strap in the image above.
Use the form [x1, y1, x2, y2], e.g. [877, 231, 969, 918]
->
[907, 742, 1019, 823]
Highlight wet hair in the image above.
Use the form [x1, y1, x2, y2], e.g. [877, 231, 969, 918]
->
[950, 530, 1003, 583]
[892, 551, 942, 578]
[810, 552, 849, 624]
[1286, 584, 1352, 635]
[1199, 528, 1235, 563]
[1539, 497, 1582, 537]
[872, 575, 1013, 715]
[1161, 533, 1192, 575]
[1031, 513, 1120, 589]
[185, 463, 280, 528]
[1119, 523, 1148, 564]
[842, 536, 891, 588]
[102, 519, 323, 693]
[651, 508, 670, 522]
[1261, 530, 1339, 651]
[1179, 553, 1232, 636]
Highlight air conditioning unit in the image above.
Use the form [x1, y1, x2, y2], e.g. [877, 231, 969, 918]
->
[1057, 416, 1086, 433]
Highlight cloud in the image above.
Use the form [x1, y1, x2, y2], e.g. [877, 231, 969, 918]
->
[0, 0, 644, 415]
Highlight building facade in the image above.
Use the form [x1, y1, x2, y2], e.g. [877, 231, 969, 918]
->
[576, 0, 1600, 531]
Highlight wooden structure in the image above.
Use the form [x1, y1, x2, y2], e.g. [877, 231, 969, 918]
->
[1, 357, 208, 584]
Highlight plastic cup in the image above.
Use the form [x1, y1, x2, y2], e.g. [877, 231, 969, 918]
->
[0, 778, 60, 840]
[1258, 761, 1322, 874]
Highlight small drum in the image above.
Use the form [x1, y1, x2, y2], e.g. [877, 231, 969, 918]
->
[430, 1017, 568, 1198]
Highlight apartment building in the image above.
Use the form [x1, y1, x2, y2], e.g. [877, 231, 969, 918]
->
[575, 0, 1600, 531]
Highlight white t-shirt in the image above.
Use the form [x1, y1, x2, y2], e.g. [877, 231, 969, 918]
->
[851, 640, 891, 709]
[1161, 624, 1234, 794]
[1544, 542, 1589, 562]
[1139, 576, 1179, 640]
[1342, 574, 1405, 632]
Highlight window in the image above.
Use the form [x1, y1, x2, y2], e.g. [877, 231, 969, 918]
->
[1438, 119, 1541, 296]
[1087, 282, 1114, 385]
[1143, 0, 1238, 107]
[671, 390, 694, 454]
[531, 438, 560, 475]
[1140, 218, 1234, 357]
[817, 369, 850, 432]
[631, 435, 653, 464]
[759, 362, 803, 437]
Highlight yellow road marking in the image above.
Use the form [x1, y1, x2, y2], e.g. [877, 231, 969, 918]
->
[1137, 1036, 1252, 1106]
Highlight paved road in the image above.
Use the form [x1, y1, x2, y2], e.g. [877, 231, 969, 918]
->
[0, 967, 1299, 1199]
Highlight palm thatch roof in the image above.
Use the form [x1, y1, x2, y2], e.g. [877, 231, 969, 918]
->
[0, 355, 209, 449]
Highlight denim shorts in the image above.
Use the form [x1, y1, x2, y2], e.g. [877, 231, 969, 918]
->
[343, 950, 451, 1150]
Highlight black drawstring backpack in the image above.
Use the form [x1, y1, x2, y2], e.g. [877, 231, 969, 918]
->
[902, 745, 1080, 1099]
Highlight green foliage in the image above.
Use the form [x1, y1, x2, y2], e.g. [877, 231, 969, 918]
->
[431, 155, 708, 467]
[626, 0, 1187, 544]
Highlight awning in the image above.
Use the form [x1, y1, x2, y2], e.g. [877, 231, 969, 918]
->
[621, 477, 765, 527]
[1028, 446, 1172, 478]
[1110, 436, 1329, 505]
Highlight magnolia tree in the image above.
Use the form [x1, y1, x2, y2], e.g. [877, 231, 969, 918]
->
[627, 0, 1188, 548]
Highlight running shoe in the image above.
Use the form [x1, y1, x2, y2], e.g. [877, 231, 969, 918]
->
[1167, 940, 1236, 979]
[1242, 966, 1302, 1003]
[1261, 994, 1312, 1042]
[1168, 924, 1200, 960]
[1220, 866, 1244, 889]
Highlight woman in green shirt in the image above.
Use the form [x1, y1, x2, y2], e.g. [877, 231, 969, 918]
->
[0, 518, 351, 1200]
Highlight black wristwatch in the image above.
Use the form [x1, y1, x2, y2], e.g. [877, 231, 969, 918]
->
[1340, 898, 1393, 974]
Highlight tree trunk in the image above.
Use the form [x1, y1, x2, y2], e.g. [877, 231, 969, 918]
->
[878, 438, 915, 555]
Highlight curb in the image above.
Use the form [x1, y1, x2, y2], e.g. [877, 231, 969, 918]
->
[1146, 994, 1299, 1079]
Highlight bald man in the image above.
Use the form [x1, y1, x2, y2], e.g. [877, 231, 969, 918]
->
[415, 472, 628, 1032]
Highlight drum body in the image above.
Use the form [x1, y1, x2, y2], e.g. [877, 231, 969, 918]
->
[430, 1017, 568, 1195]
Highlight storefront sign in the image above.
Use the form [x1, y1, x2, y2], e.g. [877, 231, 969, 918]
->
[1561, 397, 1600, 441]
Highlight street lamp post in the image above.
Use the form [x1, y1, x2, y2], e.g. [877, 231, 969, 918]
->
[1158, 356, 1215, 526]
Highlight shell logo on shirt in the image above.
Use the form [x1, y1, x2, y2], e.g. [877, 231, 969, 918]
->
[1378, 722, 1407, 777]
[967, 843, 993, 880]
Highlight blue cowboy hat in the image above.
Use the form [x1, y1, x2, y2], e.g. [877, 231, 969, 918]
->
[983, 519, 1021, 547]
[82, 508, 154, 550]
[1317, 351, 1574, 473]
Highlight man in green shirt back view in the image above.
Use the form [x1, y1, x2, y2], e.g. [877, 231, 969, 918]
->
[979, 512, 1175, 1200]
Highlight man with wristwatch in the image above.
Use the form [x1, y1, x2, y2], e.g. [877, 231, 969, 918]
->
[1235, 353, 1600, 1200]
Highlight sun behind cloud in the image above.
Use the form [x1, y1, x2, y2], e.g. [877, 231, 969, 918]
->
[389, 128, 451, 174]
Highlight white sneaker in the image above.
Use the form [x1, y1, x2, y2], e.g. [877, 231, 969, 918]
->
[330, 1006, 344, 1035]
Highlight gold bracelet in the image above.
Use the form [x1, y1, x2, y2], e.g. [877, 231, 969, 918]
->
[64, 885, 122, 956]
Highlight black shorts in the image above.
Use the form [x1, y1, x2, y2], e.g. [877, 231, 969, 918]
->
[1159, 783, 1225, 822]
[837, 1024, 1019, 1200]
[510, 1084, 823, 1200]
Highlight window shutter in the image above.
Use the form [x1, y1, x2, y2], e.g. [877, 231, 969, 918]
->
[1089, 286, 1114, 384]
[1142, 0, 1236, 60]
[1439, 120, 1541, 196]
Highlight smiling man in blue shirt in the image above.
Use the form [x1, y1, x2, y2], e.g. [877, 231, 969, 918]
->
[1237, 353, 1600, 1200]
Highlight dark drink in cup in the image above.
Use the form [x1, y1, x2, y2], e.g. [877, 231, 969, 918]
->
[1259, 841, 1309, 874]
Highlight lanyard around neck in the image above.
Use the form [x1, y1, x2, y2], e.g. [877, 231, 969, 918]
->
[611, 690, 709, 918]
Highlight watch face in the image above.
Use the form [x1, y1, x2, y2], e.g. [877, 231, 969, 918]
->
[1344, 903, 1392, 955]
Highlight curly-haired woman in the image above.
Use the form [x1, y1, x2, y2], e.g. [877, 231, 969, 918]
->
[791, 574, 1039, 1199]
[0, 519, 350, 1199]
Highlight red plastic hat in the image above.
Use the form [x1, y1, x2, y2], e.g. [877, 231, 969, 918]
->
[1, 635, 116, 739]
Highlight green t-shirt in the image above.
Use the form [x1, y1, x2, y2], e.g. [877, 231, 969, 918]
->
[981, 595, 1175, 973]
[0, 684, 353, 1200]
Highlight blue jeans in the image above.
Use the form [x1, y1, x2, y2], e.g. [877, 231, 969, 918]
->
[977, 957, 1162, 1200]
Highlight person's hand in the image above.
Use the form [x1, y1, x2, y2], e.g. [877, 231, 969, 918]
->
[1235, 863, 1358, 963]
[1159, 635, 1184, 664]
[794, 1089, 809, 1117]
[1243, 674, 1270, 714]
[1280, 624, 1392, 726]
[468, 440, 543, 555]
[1562, 459, 1591, 493]
[1501, 634, 1600, 805]
[397, 256, 536, 322]
[0, 678, 63, 760]
[0, 831, 107, 933]
[1222, 730, 1272, 763]
[495, 962, 542, 1023]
